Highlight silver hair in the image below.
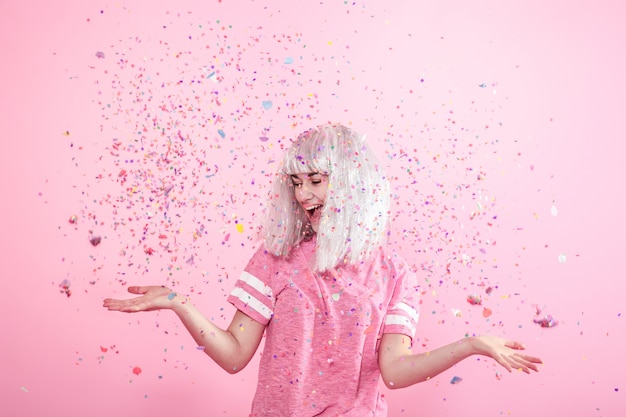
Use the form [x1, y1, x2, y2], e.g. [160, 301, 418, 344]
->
[261, 123, 391, 272]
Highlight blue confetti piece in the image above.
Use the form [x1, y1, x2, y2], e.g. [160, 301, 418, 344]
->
[450, 376, 463, 384]
[167, 292, 177, 300]
[262, 100, 273, 110]
[217, 129, 226, 138]
[284, 56, 294, 64]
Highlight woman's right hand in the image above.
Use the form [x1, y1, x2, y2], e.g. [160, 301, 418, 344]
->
[103, 286, 182, 312]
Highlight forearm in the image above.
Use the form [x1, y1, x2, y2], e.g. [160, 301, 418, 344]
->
[170, 294, 253, 373]
[380, 336, 476, 389]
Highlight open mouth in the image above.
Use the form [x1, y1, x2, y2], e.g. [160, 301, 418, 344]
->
[305, 204, 323, 222]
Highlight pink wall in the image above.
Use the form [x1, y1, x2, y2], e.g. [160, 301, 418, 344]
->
[1, 0, 624, 416]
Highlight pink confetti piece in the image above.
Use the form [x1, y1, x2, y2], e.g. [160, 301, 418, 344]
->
[533, 315, 558, 328]
[59, 279, 72, 297]
[466, 294, 482, 305]
[132, 366, 142, 375]
[533, 305, 558, 328]
[89, 234, 101, 247]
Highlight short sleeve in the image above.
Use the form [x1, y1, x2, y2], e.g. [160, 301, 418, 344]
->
[226, 246, 277, 325]
[382, 252, 420, 340]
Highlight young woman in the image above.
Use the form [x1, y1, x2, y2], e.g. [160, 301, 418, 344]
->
[104, 123, 542, 416]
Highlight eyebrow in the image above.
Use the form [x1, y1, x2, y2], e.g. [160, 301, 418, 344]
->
[290, 172, 320, 180]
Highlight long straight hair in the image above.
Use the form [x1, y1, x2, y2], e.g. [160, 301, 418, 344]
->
[261, 123, 391, 272]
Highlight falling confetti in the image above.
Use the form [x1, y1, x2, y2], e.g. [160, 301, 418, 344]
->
[89, 233, 101, 247]
[132, 366, 142, 375]
[466, 294, 482, 305]
[450, 376, 463, 384]
[68, 215, 78, 224]
[59, 279, 72, 297]
[550, 204, 558, 216]
[533, 305, 558, 328]
[533, 315, 558, 328]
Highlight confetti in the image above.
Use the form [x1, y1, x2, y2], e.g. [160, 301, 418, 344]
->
[262, 100, 273, 110]
[206, 71, 219, 82]
[132, 366, 142, 375]
[466, 294, 482, 305]
[95, 51, 105, 59]
[68, 215, 78, 224]
[89, 234, 101, 247]
[363, 324, 375, 334]
[59, 279, 72, 297]
[550, 204, 558, 216]
[450, 376, 463, 384]
[533, 315, 558, 328]
[532, 304, 557, 327]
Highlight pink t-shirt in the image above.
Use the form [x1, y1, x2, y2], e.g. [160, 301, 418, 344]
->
[227, 236, 420, 417]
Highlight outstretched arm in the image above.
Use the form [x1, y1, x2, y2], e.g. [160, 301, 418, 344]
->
[103, 286, 265, 374]
[378, 333, 542, 389]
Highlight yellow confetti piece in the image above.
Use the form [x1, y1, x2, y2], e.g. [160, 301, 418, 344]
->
[236, 223, 244, 233]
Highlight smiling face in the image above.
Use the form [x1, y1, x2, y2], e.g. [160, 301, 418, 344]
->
[291, 172, 329, 233]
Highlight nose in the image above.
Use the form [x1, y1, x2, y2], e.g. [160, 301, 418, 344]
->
[296, 183, 313, 201]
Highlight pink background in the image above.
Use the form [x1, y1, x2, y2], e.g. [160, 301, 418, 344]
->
[1, 0, 624, 416]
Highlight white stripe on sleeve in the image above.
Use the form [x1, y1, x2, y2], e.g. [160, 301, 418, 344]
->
[230, 287, 274, 320]
[392, 302, 419, 323]
[239, 271, 274, 298]
[385, 314, 416, 336]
